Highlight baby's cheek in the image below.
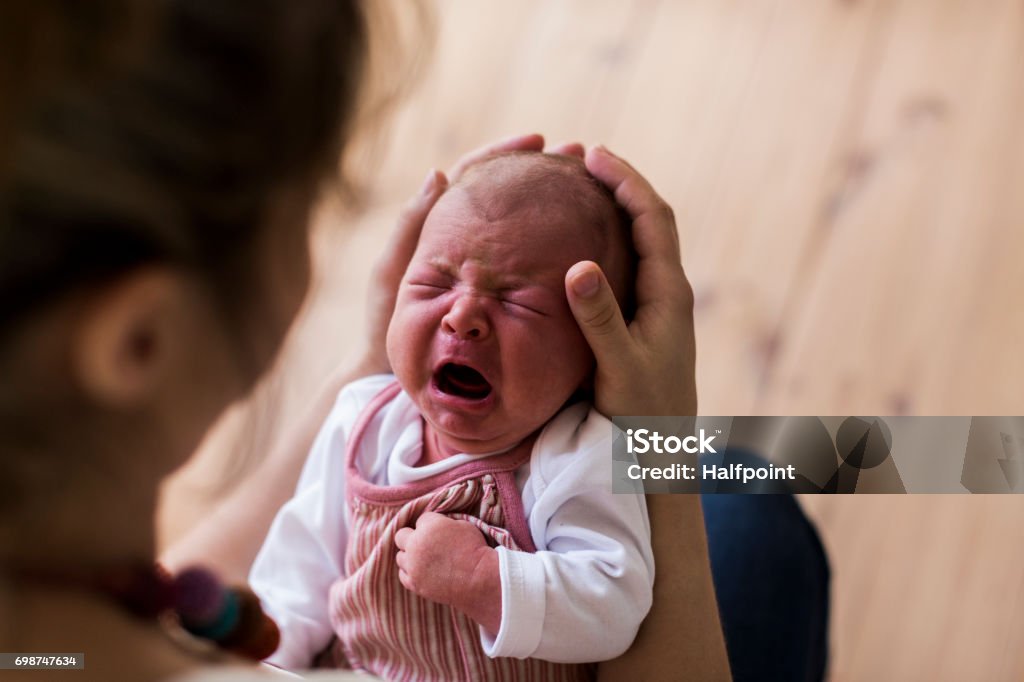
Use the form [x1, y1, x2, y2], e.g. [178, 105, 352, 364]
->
[385, 308, 409, 372]
[521, 330, 590, 392]
[388, 307, 428, 384]
[550, 318, 595, 371]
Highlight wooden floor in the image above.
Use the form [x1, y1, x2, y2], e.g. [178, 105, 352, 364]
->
[160, 2, 1024, 680]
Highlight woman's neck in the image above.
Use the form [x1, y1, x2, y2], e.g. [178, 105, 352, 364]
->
[3, 472, 159, 571]
[0, 580, 212, 682]
[0, 476, 239, 681]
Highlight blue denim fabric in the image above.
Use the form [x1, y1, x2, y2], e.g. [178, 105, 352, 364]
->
[703, 467, 830, 681]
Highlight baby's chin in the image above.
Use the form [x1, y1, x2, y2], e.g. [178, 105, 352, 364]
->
[426, 420, 526, 457]
[409, 382, 589, 457]
[417, 406, 536, 457]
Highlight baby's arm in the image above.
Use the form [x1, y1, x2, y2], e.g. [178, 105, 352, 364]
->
[492, 408, 655, 663]
[394, 512, 502, 634]
[391, 409, 654, 664]
[392, 498, 652, 664]
[249, 475, 344, 669]
[249, 378, 389, 669]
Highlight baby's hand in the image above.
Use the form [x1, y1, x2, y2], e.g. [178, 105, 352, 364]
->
[394, 512, 501, 633]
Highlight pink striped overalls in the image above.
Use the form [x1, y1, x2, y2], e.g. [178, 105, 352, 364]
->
[318, 382, 593, 681]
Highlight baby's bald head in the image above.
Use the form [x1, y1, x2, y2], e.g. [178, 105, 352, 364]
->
[452, 152, 635, 315]
[390, 153, 636, 453]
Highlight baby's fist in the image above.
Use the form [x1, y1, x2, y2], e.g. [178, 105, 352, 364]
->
[393, 512, 496, 611]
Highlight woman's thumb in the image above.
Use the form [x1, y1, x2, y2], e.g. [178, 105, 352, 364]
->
[565, 261, 631, 361]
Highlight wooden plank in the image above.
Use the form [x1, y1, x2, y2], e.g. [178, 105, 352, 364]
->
[792, 0, 1024, 675]
[758, 0, 1024, 415]
[664, 0, 887, 414]
[158, 3, 1024, 679]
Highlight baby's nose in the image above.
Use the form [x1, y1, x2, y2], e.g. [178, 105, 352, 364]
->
[441, 296, 491, 340]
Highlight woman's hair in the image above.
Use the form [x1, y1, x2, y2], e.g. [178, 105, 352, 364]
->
[0, 0, 368, 334]
[0, 0, 391, 515]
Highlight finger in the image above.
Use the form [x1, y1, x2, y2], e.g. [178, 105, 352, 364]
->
[394, 527, 412, 550]
[565, 261, 633, 366]
[448, 133, 545, 180]
[395, 549, 406, 570]
[585, 145, 681, 263]
[547, 141, 585, 158]
[398, 568, 413, 591]
[360, 169, 448, 375]
[380, 169, 448, 281]
[415, 511, 444, 529]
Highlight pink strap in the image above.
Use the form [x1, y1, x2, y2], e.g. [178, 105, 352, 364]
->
[345, 382, 535, 506]
[492, 468, 536, 553]
[344, 380, 403, 480]
[343, 381, 537, 551]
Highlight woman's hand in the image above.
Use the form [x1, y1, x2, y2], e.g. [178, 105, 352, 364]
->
[354, 166, 449, 376]
[564, 145, 697, 417]
[578, 147, 730, 682]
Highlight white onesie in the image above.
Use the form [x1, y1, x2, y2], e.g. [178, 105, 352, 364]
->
[250, 374, 653, 670]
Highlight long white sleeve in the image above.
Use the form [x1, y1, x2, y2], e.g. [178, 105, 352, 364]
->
[249, 376, 394, 670]
[480, 404, 654, 663]
[252, 381, 653, 668]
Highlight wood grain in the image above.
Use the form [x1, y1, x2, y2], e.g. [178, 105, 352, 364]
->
[159, 2, 1024, 678]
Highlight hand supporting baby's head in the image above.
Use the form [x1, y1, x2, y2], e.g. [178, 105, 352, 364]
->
[387, 152, 636, 456]
[452, 152, 635, 317]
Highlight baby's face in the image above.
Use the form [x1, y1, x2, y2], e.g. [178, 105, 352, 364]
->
[386, 188, 600, 455]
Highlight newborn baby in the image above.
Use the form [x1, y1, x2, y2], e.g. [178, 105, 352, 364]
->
[251, 152, 654, 681]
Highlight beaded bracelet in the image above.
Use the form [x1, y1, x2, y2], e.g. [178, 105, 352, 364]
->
[72, 562, 280, 661]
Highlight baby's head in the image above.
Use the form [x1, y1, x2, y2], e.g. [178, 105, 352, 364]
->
[387, 152, 634, 455]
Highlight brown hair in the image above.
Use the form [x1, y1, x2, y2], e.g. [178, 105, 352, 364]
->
[0, 0, 368, 334]
[0, 0, 377, 513]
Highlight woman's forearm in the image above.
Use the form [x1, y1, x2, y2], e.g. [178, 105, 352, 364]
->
[576, 146, 729, 679]
[598, 494, 731, 681]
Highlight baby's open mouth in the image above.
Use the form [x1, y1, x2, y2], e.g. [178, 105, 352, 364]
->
[435, 363, 492, 400]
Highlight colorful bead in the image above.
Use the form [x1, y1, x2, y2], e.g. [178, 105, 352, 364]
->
[163, 566, 280, 660]
[174, 566, 226, 624]
[184, 588, 240, 641]
[222, 588, 281, 661]
[12, 561, 280, 662]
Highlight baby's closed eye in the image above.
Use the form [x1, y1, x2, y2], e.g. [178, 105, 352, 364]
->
[409, 280, 449, 290]
[407, 275, 453, 296]
[499, 291, 550, 317]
